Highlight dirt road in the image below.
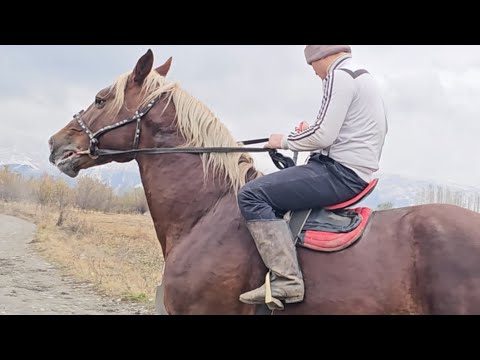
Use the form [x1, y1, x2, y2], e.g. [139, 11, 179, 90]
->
[0, 214, 154, 315]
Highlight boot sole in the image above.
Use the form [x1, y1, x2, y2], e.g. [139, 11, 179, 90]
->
[239, 298, 266, 305]
[284, 295, 304, 304]
[240, 295, 304, 307]
[266, 295, 304, 311]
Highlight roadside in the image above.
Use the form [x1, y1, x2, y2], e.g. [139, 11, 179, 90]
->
[0, 202, 164, 314]
[0, 214, 156, 314]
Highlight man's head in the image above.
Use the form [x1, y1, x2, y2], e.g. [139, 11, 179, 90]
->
[304, 45, 352, 79]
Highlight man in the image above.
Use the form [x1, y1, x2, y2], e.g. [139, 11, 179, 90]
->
[237, 45, 388, 309]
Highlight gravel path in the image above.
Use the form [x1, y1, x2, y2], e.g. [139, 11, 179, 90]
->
[0, 214, 154, 315]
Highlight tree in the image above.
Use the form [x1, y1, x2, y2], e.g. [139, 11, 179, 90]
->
[0, 167, 25, 201]
[74, 176, 114, 212]
[115, 187, 148, 214]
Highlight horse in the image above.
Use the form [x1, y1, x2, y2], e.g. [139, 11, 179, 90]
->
[48, 49, 480, 315]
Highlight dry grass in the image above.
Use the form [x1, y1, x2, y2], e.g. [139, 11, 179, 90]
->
[0, 201, 164, 309]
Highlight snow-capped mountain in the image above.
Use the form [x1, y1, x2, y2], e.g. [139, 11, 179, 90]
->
[80, 162, 142, 193]
[0, 148, 41, 171]
[0, 147, 142, 192]
[0, 147, 44, 179]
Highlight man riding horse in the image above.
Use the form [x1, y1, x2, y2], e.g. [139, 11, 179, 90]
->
[237, 45, 389, 308]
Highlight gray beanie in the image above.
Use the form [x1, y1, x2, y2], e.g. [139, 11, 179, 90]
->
[304, 45, 352, 65]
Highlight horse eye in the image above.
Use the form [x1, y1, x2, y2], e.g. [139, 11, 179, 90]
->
[95, 97, 106, 107]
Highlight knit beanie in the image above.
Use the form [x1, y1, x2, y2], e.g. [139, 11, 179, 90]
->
[304, 45, 352, 65]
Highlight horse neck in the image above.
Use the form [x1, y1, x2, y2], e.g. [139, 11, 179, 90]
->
[135, 107, 231, 259]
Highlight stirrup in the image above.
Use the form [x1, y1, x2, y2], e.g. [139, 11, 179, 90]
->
[264, 272, 284, 311]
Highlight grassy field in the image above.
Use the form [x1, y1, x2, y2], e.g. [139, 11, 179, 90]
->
[0, 201, 164, 309]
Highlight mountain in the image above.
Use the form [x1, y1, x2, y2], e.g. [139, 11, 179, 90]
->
[356, 173, 433, 208]
[2, 163, 43, 178]
[356, 173, 480, 209]
[0, 149, 40, 170]
[80, 163, 142, 193]
[0, 148, 44, 179]
[0, 147, 142, 192]
[1, 147, 479, 207]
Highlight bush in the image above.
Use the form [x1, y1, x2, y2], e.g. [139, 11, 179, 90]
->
[0, 168, 149, 215]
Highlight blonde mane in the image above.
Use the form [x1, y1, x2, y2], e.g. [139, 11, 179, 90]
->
[108, 71, 263, 193]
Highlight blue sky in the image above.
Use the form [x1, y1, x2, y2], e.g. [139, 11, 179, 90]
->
[2, 45, 480, 187]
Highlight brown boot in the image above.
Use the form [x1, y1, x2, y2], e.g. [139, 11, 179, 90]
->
[239, 219, 304, 310]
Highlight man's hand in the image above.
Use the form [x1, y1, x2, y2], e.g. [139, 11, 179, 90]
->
[295, 121, 309, 133]
[264, 122, 310, 150]
[264, 134, 285, 149]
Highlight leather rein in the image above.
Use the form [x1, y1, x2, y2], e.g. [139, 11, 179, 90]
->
[73, 96, 296, 170]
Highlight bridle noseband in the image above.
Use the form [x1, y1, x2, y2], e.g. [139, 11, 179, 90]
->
[72, 96, 296, 170]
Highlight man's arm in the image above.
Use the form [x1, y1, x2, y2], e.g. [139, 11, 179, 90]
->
[281, 70, 355, 152]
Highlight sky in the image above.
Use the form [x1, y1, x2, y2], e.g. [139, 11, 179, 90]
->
[1, 45, 480, 187]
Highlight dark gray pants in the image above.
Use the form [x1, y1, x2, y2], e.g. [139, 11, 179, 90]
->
[237, 154, 369, 221]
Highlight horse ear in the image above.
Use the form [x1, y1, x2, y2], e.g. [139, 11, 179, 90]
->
[133, 49, 154, 84]
[156, 57, 173, 77]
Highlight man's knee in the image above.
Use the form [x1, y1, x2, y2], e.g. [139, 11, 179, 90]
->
[238, 182, 256, 208]
[238, 181, 264, 215]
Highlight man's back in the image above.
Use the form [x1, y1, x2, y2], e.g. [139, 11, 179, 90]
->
[321, 56, 388, 183]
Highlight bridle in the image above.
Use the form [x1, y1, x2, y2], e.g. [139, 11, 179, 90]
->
[74, 97, 160, 160]
[73, 95, 296, 170]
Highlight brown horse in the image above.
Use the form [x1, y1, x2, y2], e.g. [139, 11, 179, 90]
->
[48, 49, 480, 315]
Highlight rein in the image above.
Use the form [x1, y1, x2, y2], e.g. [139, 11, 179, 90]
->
[74, 96, 296, 170]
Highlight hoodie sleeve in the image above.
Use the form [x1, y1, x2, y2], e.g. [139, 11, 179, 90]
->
[281, 69, 355, 152]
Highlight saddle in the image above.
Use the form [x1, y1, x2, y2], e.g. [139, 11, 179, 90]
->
[285, 179, 378, 252]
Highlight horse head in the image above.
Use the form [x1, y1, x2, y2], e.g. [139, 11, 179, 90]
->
[48, 49, 173, 178]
